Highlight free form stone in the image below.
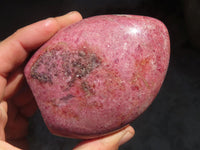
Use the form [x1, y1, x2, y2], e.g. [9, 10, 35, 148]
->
[24, 15, 170, 139]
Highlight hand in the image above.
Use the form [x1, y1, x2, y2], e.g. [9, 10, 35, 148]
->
[0, 11, 134, 150]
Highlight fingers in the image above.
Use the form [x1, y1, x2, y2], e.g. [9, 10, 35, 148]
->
[0, 101, 8, 141]
[0, 76, 7, 102]
[6, 76, 37, 118]
[0, 141, 21, 150]
[0, 11, 82, 77]
[5, 70, 34, 107]
[55, 11, 83, 29]
[5, 99, 28, 140]
[6, 138, 28, 150]
[4, 67, 24, 100]
[73, 125, 135, 150]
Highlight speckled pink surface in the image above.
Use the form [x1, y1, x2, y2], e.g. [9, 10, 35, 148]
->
[24, 15, 170, 139]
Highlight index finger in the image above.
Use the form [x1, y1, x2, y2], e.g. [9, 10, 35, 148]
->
[0, 11, 82, 77]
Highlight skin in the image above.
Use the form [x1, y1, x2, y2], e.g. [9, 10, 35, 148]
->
[0, 11, 134, 150]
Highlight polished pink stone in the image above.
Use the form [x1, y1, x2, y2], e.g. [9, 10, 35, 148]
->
[24, 15, 170, 139]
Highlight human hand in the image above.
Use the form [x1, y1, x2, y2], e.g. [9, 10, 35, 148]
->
[0, 11, 134, 150]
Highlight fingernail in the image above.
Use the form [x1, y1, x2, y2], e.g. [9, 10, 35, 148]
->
[66, 11, 78, 16]
[119, 130, 134, 146]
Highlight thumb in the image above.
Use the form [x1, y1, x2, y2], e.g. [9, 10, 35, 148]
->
[73, 125, 135, 150]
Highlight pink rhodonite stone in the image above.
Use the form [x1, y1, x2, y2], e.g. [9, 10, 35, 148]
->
[24, 15, 170, 139]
